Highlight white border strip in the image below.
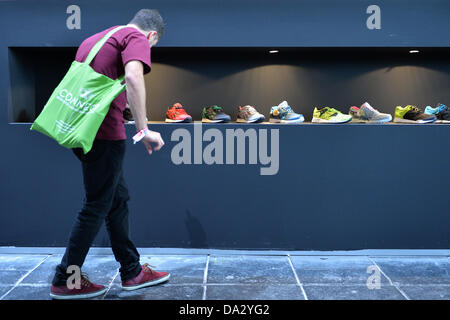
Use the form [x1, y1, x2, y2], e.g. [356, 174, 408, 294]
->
[287, 255, 308, 300]
[202, 255, 210, 300]
[0, 255, 51, 300]
[1, 247, 449, 256]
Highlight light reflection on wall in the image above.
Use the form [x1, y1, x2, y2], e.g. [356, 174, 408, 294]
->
[145, 59, 450, 122]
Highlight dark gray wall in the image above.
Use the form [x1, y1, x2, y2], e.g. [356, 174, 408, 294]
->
[1, 0, 450, 47]
[1, 1, 450, 249]
[1, 123, 449, 250]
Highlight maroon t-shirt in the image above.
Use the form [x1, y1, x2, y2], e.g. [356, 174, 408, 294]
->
[75, 26, 151, 140]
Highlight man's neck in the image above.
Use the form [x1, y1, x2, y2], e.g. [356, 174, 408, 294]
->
[126, 24, 147, 37]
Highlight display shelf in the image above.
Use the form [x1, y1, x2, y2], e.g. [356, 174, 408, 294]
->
[8, 47, 450, 123]
[141, 121, 445, 125]
[2, 122, 449, 249]
[11, 121, 450, 126]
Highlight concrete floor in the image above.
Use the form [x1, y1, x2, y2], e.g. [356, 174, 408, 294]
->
[0, 249, 448, 300]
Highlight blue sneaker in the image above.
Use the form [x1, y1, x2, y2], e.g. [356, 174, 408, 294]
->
[424, 104, 445, 115]
[425, 103, 450, 123]
[269, 101, 304, 124]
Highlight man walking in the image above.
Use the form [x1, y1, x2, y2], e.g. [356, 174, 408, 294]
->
[50, 9, 169, 299]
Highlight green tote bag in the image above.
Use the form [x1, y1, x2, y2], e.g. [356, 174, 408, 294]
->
[31, 26, 128, 154]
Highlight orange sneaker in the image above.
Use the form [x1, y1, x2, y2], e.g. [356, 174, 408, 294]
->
[165, 103, 193, 123]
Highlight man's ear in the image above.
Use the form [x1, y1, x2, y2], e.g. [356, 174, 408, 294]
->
[147, 31, 158, 40]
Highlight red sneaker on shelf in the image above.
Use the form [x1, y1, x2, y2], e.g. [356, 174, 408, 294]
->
[50, 274, 106, 300]
[122, 263, 170, 291]
[165, 103, 193, 123]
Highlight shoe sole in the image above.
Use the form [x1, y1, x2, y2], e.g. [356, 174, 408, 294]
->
[435, 120, 450, 124]
[50, 288, 107, 300]
[165, 118, 192, 123]
[121, 274, 171, 291]
[311, 117, 352, 124]
[393, 117, 436, 124]
[236, 117, 265, 123]
[126, 119, 148, 124]
[202, 118, 229, 123]
[350, 118, 392, 124]
[269, 118, 304, 124]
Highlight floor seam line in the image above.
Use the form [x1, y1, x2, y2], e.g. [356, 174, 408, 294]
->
[102, 268, 119, 300]
[367, 257, 410, 300]
[202, 255, 210, 300]
[205, 283, 298, 286]
[0, 254, 51, 300]
[287, 255, 308, 300]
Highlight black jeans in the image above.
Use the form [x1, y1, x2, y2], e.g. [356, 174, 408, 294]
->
[52, 139, 141, 286]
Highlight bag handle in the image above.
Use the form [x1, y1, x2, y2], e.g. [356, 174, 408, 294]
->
[84, 25, 128, 66]
[117, 74, 126, 83]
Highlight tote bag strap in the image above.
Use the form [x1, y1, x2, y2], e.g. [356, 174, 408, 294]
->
[117, 73, 126, 82]
[84, 25, 129, 66]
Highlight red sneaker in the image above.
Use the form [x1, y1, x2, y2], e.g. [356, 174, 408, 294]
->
[50, 274, 106, 300]
[122, 263, 170, 291]
[165, 103, 193, 123]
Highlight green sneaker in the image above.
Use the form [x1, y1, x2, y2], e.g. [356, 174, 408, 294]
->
[201, 105, 231, 123]
[394, 105, 436, 123]
[312, 107, 352, 123]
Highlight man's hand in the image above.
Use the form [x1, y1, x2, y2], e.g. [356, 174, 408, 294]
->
[141, 130, 164, 155]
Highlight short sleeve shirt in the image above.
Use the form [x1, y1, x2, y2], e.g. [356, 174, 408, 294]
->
[75, 26, 151, 140]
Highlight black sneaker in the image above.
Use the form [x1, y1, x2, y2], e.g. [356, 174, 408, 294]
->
[394, 105, 436, 123]
[123, 107, 148, 124]
[123, 107, 134, 123]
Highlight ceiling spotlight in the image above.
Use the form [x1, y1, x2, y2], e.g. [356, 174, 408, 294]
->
[269, 50, 279, 54]
[409, 50, 419, 53]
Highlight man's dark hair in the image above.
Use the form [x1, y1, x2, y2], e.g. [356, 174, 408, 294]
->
[129, 9, 164, 39]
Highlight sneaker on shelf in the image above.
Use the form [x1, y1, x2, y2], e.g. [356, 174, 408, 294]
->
[349, 102, 392, 123]
[123, 107, 134, 123]
[312, 107, 352, 123]
[50, 273, 106, 300]
[201, 105, 231, 123]
[424, 103, 450, 123]
[122, 263, 170, 291]
[165, 103, 193, 123]
[269, 101, 304, 124]
[236, 105, 265, 123]
[394, 105, 436, 123]
[123, 107, 147, 124]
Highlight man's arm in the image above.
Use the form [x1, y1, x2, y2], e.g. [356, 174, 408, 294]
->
[124, 60, 164, 155]
[125, 60, 148, 131]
